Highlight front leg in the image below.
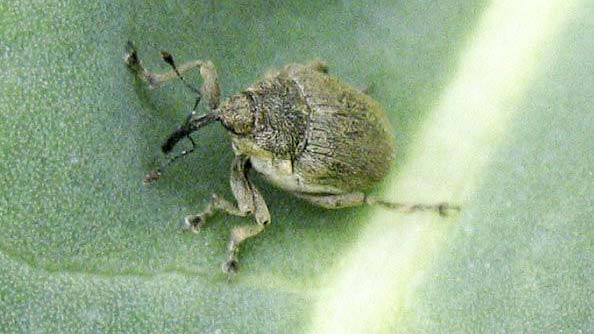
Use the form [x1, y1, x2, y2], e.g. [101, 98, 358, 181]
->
[185, 155, 270, 273]
[124, 41, 220, 110]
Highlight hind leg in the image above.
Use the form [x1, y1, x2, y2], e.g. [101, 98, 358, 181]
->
[293, 192, 366, 209]
[294, 192, 459, 216]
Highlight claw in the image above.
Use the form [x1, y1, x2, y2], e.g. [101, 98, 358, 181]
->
[182, 214, 203, 234]
[143, 170, 161, 184]
[222, 258, 239, 274]
[437, 203, 461, 217]
[124, 40, 139, 67]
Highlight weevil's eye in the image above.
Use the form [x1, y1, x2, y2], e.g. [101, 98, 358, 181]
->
[218, 93, 255, 135]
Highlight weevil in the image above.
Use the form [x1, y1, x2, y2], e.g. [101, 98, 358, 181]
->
[124, 42, 458, 273]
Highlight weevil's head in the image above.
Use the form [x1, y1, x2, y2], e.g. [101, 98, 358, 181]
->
[217, 93, 255, 136]
[160, 93, 255, 154]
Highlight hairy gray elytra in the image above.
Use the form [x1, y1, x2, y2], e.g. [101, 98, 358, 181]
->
[221, 62, 396, 196]
[125, 41, 456, 273]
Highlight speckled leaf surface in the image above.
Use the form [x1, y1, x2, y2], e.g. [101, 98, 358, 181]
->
[1, 1, 592, 333]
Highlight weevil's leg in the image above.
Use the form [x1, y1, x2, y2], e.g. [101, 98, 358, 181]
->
[223, 223, 265, 273]
[182, 155, 258, 232]
[182, 193, 248, 233]
[223, 157, 270, 274]
[293, 192, 367, 209]
[294, 192, 460, 216]
[124, 41, 221, 109]
[183, 154, 270, 273]
[365, 196, 460, 216]
[124, 41, 201, 89]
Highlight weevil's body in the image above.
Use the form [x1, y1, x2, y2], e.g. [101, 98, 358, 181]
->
[219, 63, 395, 199]
[125, 42, 453, 273]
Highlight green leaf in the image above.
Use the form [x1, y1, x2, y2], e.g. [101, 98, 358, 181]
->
[1, 1, 591, 333]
